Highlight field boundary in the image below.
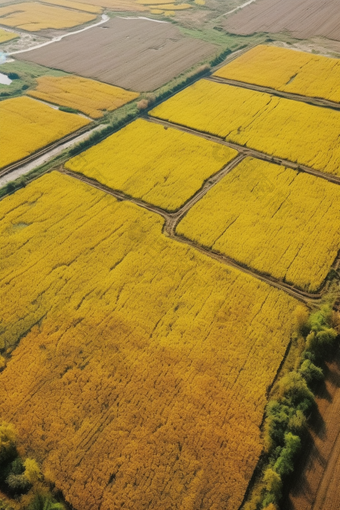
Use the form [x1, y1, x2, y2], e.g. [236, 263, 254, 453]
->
[0, 122, 95, 177]
[146, 115, 340, 185]
[208, 75, 340, 111]
[60, 166, 332, 304]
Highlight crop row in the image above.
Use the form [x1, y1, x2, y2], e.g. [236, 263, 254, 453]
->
[150, 79, 340, 176]
[214, 45, 340, 104]
[177, 157, 340, 292]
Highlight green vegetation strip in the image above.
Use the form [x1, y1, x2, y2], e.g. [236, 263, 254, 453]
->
[245, 303, 340, 510]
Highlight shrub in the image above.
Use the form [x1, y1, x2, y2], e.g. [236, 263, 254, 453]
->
[299, 359, 324, 384]
[28, 493, 65, 510]
[6, 473, 31, 494]
[0, 423, 16, 466]
[23, 458, 41, 484]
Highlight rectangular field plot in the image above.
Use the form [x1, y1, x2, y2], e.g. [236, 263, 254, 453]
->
[214, 45, 340, 104]
[0, 171, 298, 510]
[65, 119, 237, 211]
[0, 2, 97, 31]
[150, 79, 340, 176]
[222, 0, 340, 42]
[0, 96, 90, 169]
[28, 75, 139, 119]
[17, 17, 218, 91]
[177, 158, 340, 292]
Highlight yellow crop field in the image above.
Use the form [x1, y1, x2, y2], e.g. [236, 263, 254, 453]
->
[42, 0, 102, 13]
[177, 157, 340, 292]
[0, 96, 89, 169]
[28, 75, 139, 119]
[0, 2, 97, 31]
[214, 45, 340, 104]
[150, 79, 340, 176]
[66, 119, 237, 211]
[0, 27, 18, 43]
[0, 171, 299, 510]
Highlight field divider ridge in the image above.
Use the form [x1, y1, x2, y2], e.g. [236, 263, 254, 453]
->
[0, 122, 97, 178]
[59, 167, 325, 305]
[208, 75, 340, 111]
[145, 115, 340, 186]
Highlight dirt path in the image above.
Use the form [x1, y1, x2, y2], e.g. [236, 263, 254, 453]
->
[146, 116, 340, 186]
[285, 350, 340, 510]
[60, 167, 324, 305]
[0, 125, 103, 186]
[208, 76, 340, 112]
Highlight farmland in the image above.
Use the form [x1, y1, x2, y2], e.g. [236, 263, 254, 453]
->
[0, 96, 90, 169]
[42, 0, 103, 13]
[222, 0, 340, 42]
[0, 2, 97, 31]
[0, 171, 299, 510]
[0, 27, 17, 43]
[150, 79, 340, 176]
[28, 75, 139, 119]
[65, 119, 238, 210]
[17, 17, 218, 91]
[214, 45, 340, 104]
[176, 157, 340, 292]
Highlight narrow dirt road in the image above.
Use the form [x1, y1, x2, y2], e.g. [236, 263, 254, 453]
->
[146, 116, 340, 186]
[61, 167, 324, 305]
[286, 349, 340, 510]
[208, 76, 340, 112]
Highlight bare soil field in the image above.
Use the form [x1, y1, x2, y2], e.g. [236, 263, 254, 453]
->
[16, 17, 218, 91]
[285, 348, 340, 510]
[222, 0, 340, 42]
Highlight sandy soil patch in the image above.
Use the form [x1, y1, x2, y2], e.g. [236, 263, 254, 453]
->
[222, 0, 340, 42]
[16, 17, 217, 91]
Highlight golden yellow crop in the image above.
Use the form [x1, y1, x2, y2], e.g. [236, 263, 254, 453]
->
[0, 171, 299, 510]
[0, 2, 97, 31]
[214, 45, 340, 104]
[177, 157, 340, 292]
[28, 75, 139, 119]
[150, 79, 340, 176]
[66, 119, 237, 210]
[42, 0, 102, 13]
[0, 96, 89, 169]
[150, 3, 191, 9]
[0, 28, 18, 43]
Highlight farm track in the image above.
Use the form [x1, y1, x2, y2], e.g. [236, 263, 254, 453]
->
[0, 123, 96, 178]
[60, 167, 326, 305]
[145, 116, 340, 186]
[208, 76, 340, 112]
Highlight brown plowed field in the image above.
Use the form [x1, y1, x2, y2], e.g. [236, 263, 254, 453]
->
[223, 0, 340, 42]
[17, 17, 218, 91]
[286, 349, 340, 510]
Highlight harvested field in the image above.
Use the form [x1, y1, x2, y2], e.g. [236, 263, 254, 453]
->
[0, 96, 90, 169]
[0, 2, 97, 31]
[214, 45, 340, 104]
[286, 349, 340, 510]
[65, 119, 237, 210]
[16, 17, 218, 91]
[150, 79, 340, 176]
[176, 157, 340, 292]
[222, 0, 340, 42]
[0, 27, 18, 43]
[0, 171, 299, 510]
[27, 75, 139, 118]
